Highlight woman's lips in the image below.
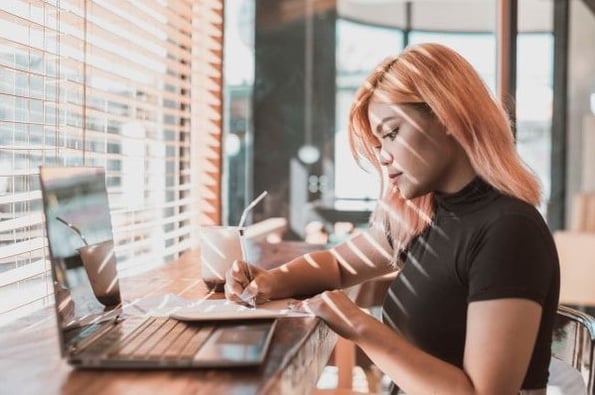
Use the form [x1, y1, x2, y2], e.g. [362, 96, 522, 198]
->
[388, 172, 402, 184]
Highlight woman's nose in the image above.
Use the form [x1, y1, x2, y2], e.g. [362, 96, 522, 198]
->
[378, 148, 392, 166]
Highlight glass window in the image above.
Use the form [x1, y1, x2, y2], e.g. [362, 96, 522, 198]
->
[516, 33, 553, 214]
[0, 0, 199, 326]
[223, 0, 255, 225]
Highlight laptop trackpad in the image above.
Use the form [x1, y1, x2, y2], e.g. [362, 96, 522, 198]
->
[194, 322, 275, 365]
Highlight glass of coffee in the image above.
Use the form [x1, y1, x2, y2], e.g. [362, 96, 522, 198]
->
[199, 226, 245, 292]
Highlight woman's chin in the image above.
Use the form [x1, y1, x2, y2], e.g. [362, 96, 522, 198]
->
[399, 189, 414, 200]
[392, 184, 410, 200]
[395, 183, 421, 200]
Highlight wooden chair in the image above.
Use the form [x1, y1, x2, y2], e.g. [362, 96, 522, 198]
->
[551, 305, 595, 394]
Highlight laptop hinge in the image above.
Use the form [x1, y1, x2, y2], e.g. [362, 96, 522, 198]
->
[69, 316, 121, 354]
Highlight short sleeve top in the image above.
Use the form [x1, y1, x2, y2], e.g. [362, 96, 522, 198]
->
[382, 177, 560, 390]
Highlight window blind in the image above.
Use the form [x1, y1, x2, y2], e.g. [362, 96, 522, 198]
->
[0, 0, 224, 327]
[191, 0, 224, 228]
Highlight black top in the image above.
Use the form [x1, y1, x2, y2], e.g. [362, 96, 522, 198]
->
[382, 177, 560, 391]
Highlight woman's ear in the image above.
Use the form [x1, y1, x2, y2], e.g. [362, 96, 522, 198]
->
[441, 120, 451, 136]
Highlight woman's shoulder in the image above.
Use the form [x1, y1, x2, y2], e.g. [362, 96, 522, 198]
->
[481, 192, 543, 221]
[463, 193, 559, 278]
[476, 193, 552, 240]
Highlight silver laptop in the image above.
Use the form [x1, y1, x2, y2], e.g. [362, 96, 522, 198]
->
[39, 166, 276, 368]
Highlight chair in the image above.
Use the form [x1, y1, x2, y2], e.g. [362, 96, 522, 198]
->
[551, 305, 595, 394]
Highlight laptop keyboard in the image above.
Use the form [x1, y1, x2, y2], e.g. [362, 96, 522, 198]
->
[81, 317, 215, 360]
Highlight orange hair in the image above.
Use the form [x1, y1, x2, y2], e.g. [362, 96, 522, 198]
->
[348, 43, 541, 259]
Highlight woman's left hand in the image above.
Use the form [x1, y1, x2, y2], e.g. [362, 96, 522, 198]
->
[294, 290, 368, 341]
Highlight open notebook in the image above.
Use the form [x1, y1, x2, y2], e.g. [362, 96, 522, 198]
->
[167, 297, 311, 321]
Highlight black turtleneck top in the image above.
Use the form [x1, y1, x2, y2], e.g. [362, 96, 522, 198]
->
[382, 177, 560, 390]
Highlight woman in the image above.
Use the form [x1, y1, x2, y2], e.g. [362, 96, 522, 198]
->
[225, 43, 559, 394]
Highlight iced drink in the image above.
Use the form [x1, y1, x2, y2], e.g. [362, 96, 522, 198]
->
[78, 240, 121, 306]
[199, 226, 245, 291]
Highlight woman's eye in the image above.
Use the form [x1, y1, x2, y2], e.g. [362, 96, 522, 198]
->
[383, 128, 399, 141]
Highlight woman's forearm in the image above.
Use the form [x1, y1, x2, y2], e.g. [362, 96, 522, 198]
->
[354, 314, 475, 395]
[265, 229, 397, 299]
[268, 250, 342, 299]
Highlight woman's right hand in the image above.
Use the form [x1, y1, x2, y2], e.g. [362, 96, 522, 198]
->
[224, 260, 275, 306]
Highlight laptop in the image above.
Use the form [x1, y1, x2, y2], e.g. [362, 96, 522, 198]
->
[39, 166, 277, 368]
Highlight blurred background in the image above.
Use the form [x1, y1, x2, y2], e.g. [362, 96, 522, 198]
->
[0, 0, 594, 328]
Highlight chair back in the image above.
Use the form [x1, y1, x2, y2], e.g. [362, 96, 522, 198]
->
[551, 305, 595, 394]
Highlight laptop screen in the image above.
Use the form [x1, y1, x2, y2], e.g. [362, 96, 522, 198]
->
[39, 167, 122, 352]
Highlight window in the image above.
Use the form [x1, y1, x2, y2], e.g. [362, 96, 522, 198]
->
[222, 0, 255, 226]
[516, 33, 553, 214]
[0, 0, 223, 326]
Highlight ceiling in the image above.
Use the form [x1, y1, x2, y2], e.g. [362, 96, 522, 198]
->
[337, 0, 553, 33]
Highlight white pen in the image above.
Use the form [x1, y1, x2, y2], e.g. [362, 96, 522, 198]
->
[243, 263, 257, 309]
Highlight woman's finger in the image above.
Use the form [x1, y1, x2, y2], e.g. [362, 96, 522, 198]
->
[224, 260, 249, 300]
[230, 260, 250, 285]
[224, 281, 243, 303]
[224, 260, 274, 306]
[239, 283, 257, 307]
[301, 298, 317, 315]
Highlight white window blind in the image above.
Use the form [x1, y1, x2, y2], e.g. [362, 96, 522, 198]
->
[0, 0, 212, 326]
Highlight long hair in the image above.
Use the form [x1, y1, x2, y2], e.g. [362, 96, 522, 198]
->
[348, 43, 541, 260]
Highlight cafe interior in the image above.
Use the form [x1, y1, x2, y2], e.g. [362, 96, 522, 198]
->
[1, 0, 595, 394]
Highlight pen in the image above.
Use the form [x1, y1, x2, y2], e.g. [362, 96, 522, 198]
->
[243, 263, 257, 309]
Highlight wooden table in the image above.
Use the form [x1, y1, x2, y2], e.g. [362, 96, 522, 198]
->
[0, 241, 346, 395]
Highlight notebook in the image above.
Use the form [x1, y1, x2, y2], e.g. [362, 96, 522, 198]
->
[39, 166, 277, 368]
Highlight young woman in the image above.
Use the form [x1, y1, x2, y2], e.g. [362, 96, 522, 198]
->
[225, 43, 559, 395]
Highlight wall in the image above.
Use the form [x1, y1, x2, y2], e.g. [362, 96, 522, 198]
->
[584, 115, 595, 191]
[566, 0, 595, 226]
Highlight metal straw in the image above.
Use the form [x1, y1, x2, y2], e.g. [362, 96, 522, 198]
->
[56, 216, 89, 246]
[238, 190, 268, 229]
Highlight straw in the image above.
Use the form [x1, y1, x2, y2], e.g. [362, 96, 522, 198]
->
[56, 216, 89, 246]
[238, 190, 268, 229]
[237, 190, 267, 308]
